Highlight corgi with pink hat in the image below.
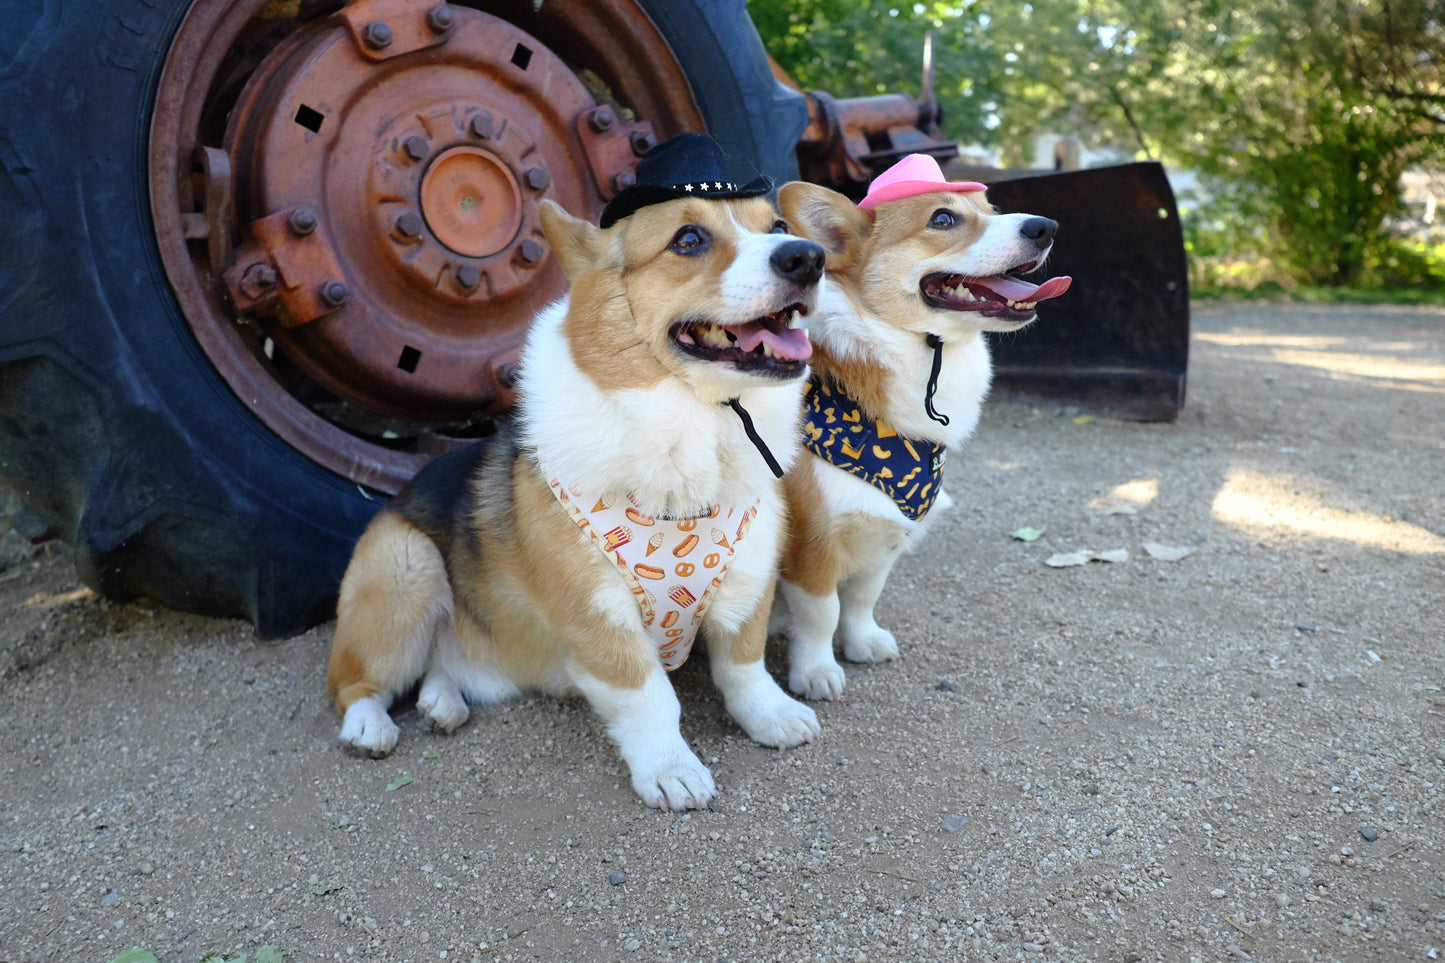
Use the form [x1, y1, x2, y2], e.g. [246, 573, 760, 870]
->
[772, 155, 1071, 701]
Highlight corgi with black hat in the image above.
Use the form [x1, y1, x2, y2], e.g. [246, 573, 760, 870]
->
[327, 132, 827, 810]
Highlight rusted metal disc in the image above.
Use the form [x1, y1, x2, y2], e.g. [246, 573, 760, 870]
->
[420, 147, 523, 259]
[149, 0, 704, 492]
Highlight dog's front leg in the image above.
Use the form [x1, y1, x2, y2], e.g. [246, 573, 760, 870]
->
[837, 544, 905, 664]
[709, 579, 821, 749]
[568, 647, 714, 811]
[778, 579, 847, 701]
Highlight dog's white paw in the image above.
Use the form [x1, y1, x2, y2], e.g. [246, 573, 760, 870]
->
[339, 696, 399, 756]
[842, 625, 899, 664]
[788, 654, 846, 702]
[734, 689, 820, 750]
[418, 673, 469, 733]
[629, 746, 716, 811]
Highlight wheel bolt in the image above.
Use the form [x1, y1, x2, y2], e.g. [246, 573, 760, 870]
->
[469, 111, 495, 140]
[630, 131, 657, 156]
[425, 5, 454, 33]
[524, 166, 550, 191]
[456, 264, 481, 289]
[610, 172, 636, 193]
[587, 105, 616, 133]
[287, 208, 317, 237]
[319, 280, 350, 308]
[362, 21, 393, 49]
[244, 263, 277, 289]
[395, 211, 424, 239]
[518, 239, 545, 264]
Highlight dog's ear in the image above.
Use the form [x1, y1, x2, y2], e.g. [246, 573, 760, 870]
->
[777, 182, 870, 272]
[540, 199, 607, 279]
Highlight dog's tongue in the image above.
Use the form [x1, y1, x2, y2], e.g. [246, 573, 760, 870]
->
[973, 275, 1073, 303]
[727, 322, 813, 361]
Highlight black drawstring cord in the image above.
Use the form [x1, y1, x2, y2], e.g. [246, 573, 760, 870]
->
[924, 334, 950, 426]
[727, 398, 785, 478]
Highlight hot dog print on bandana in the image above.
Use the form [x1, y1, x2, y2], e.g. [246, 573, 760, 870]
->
[543, 471, 758, 670]
[801, 377, 947, 521]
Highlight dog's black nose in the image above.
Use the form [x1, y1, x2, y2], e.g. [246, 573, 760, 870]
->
[1020, 217, 1058, 250]
[770, 239, 826, 287]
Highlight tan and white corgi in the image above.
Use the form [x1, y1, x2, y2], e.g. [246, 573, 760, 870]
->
[326, 134, 826, 810]
[774, 155, 1070, 700]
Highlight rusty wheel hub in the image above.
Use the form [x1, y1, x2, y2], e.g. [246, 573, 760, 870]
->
[150, 0, 703, 490]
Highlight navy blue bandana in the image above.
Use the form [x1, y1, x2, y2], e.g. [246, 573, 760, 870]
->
[801, 377, 947, 521]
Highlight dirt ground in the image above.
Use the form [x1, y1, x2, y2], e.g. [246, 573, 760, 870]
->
[1, 301, 1442, 963]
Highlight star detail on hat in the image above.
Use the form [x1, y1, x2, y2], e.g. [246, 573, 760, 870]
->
[599, 133, 772, 229]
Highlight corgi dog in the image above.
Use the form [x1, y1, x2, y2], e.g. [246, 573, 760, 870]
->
[773, 155, 1070, 700]
[326, 134, 827, 810]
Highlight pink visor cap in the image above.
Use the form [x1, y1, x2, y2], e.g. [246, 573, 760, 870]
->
[857, 154, 986, 212]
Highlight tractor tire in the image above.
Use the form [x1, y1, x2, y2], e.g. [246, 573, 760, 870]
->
[0, 0, 808, 637]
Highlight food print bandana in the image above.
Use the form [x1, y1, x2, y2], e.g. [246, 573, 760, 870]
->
[543, 471, 758, 670]
[801, 377, 947, 521]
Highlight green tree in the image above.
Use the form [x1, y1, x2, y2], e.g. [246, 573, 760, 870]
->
[756, 0, 1445, 286]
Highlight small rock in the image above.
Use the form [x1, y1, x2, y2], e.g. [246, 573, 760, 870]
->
[936, 681, 955, 692]
[1297, 623, 1319, 633]
[609, 871, 626, 886]
[1370, 898, 1388, 913]
[100, 890, 119, 907]
[1209, 889, 1226, 899]
[135, 862, 154, 876]
[1360, 826, 1379, 842]
[941, 814, 968, 833]
[624, 938, 642, 951]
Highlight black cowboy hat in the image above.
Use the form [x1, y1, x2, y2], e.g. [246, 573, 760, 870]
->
[599, 132, 773, 229]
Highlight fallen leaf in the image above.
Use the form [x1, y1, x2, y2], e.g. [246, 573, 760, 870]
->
[422, 749, 440, 760]
[386, 772, 414, 792]
[1072, 415, 1095, 425]
[253, 949, 285, 963]
[1045, 549, 1129, 568]
[1011, 526, 1046, 542]
[1143, 541, 1195, 561]
[311, 881, 345, 896]
[106, 952, 160, 963]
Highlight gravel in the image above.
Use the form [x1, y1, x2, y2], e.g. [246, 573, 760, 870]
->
[2, 302, 1443, 962]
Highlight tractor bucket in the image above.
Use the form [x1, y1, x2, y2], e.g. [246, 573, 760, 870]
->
[978, 162, 1191, 422]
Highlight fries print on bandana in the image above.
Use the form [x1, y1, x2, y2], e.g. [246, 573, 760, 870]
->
[801, 377, 947, 521]
[543, 471, 759, 670]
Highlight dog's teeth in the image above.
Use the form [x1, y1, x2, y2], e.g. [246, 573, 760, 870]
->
[1020, 301, 1036, 310]
[762, 342, 776, 359]
[957, 287, 975, 301]
[787, 310, 801, 329]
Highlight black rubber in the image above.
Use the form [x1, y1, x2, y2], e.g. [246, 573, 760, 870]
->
[0, 0, 808, 637]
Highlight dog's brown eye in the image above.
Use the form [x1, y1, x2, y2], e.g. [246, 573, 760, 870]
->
[770, 219, 790, 235]
[669, 225, 711, 255]
[929, 209, 958, 230]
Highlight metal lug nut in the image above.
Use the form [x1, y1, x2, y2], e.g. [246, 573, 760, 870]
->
[287, 208, 317, 237]
[469, 112, 495, 140]
[586, 105, 616, 133]
[456, 264, 481, 289]
[610, 172, 636, 194]
[319, 280, 350, 308]
[402, 135, 430, 162]
[524, 166, 550, 191]
[395, 211, 424, 239]
[425, 5, 454, 33]
[630, 130, 657, 156]
[244, 263, 277, 288]
[518, 239, 545, 264]
[362, 21, 393, 49]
